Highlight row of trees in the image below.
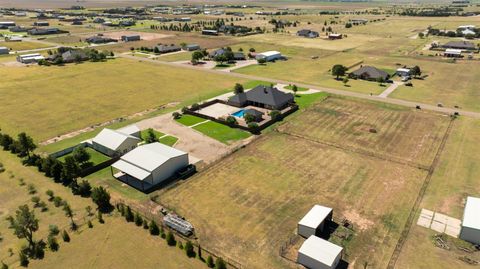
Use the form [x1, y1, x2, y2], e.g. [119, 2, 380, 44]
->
[117, 203, 227, 269]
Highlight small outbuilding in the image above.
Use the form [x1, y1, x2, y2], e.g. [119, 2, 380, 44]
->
[111, 142, 189, 191]
[297, 236, 343, 269]
[460, 196, 480, 245]
[396, 68, 411, 77]
[16, 53, 45, 63]
[444, 49, 462, 58]
[255, 51, 282, 62]
[298, 205, 333, 238]
[91, 126, 141, 157]
[121, 35, 141, 42]
[0, 47, 9, 55]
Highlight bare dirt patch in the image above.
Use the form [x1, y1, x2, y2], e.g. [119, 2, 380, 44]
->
[101, 31, 172, 41]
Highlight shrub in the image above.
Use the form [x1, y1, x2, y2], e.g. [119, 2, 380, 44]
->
[248, 122, 259, 132]
[149, 220, 160, 235]
[215, 257, 227, 269]
[49, 225, 59, 236]
[88, 220, 93, 228]
[47, 236, 59, 251]
[31, 196, 41, 207]
[27, 184, 36, 195]
[166, 231, 176, 246]
[97, 211, 104, 224]
[185, 240, 195, 258]
[269, 110, 281, 121]
[125, 206, 134, 222]
[19, 251, 29, 267]
[172, 112, 181, 119]
[206, 256, 214, 268]
[226, 116, 237, 125]
[62, 230, 70, 242]
[177, 241, 183, 249]
[142, 219, 149, 229]
[134, 212, 143, 226]
[53, 196, 63, 207]
[191, 103, 200, 111]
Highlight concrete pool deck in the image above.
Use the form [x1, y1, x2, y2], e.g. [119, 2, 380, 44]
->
[196, 103, 241, 118]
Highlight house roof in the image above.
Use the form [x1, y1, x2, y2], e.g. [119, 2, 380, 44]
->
[112, 159, 151, 180]
[92, 128, 140, 151]
[298, 205, 332, 229]
[118, 142, 188, 172]
[445, 49, 462, 54]
[298, 236, 343, 267]
[116, 124, 140, 136]
[351, 66, 389, 80]
[231, 85, 294, 108]
[62, 50, 88, 62]
[462, 196, 480, 230]
[258, 51, 281, 57]
[442, 41, 476, 50]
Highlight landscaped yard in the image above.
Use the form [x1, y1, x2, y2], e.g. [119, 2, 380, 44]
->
[175, 114, 207, 127]
[158, 135, 178, 146]
[192, 120, 251, 144]
[0, 58, 248, 142]
[57, 147, 110, 165]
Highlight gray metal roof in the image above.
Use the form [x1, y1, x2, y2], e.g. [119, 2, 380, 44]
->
[442, 41, 476, 50]
[351, 66, 389, 80]
[244, 85, 294, 108]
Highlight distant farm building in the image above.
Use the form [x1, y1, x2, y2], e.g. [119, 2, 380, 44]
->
[460, 196, 480, 245]
[111, 142, 189, 191]
[0, 21, 16, 29]
[297, 29, 319, 38]
[444, 49, 462, 58]
[121, 35, 141, 42]
[86, 36, 118, 44]
[28, 28, 67, 35]
[228, 85, 294, 110]
[441, 41, 476, 51]
[350, 66, 390, 81]
[297, 236, 343, 269]
[255, 51, 282, 62]
[298, 205, 333, 238]
[156, 44, 181, 54]
[396, 68, 412, 77]
[91, 126, 141, 157]
[202, 29, 219, 36]
[184, 44, 200, 51]
[33, 21, 49, 26]
[16, 53, 45, 64]
[328, 33, 343, 40]
[0, 47, 9, 55]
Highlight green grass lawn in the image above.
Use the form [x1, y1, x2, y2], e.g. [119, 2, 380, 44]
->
[294, 92, 329, 109]
[140, 129, 165, 141]
[158, 135, 178, 146]
[58, 147, 110, 165]
[175, 114, 207, 126]
[192, 120, 251, 144]
[0, 41, 51, 51]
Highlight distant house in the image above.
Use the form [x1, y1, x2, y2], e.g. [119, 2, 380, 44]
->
[33, 21, 49, 27]
[255, 51, 282, 62]
[93, 18, 105, 23]
[71, 20, 83, 25]
[350, 18, 368, 24]
[350, 66, 390, 81]
[297, 29, 319, 38]
[0, 47, 9, 55]
[297, 236, 343, 269]
[111, 142, 189, 191]
[228, 85, 294, 110]
[209, 48, 227, 58]
[121, 35, 141, 42]
[28, 28, 67, 35]
[233, 52, 246, 60]
[396, 68, 411, 77]
[0, 21, 16, 29]
[328, 33, 343, 40]
[174, 17, 191, 22]
[441, 41, 476, 51]
[460, 196, 480, 245]
[155, 44, 181, 54]
[457, 25, 476, 31]
[202, 29, 218, 36]
[86, 36, 118, 44]
[298, 205, 333, 238]
[184, 44, 200, 51]
[61, 50, 89, 63]
[119, 20, 135, 27]
[444, 48, 463, 58]
[17, 53, 45, 64]
[91, 126, 141, 157]
[9, 26, 31, 32]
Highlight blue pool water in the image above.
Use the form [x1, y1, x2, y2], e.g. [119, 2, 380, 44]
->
[232, 109, 246, 117]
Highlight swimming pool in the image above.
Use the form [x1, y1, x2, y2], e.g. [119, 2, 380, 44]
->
[232, 109, 246, 118]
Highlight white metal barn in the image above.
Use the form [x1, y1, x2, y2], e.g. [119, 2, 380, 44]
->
[298, 205, 333, 238]
[255, 51, 282, 61]
[297, 236, 343, 269]
[91, 126, 141, 157]
[111, 142, 189, 191]
[460, 196, 480, 244]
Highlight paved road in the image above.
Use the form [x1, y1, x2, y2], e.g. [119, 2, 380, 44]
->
[119, 53, 480, 119]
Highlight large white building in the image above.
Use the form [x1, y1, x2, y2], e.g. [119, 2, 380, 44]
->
[111, 142, 189, 191]
[298, 205, 333, 238]
[297, 236, 343, 269]
[255, 51, 282, 62]
[91, 125, 141, 157]
[460, 196, 480, 244]
[16, 53, 45, 64]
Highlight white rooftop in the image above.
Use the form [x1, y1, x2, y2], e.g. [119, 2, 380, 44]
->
[458, 25, 476, 29]
[19, 53, 42, 58]
[397, 68, 410, 72]
[112, 159, 151, 180]
[462, 196, 480, 230]
[116, 124, 140, 136]
[93, 128, 140, 151]
[120, 142, 187, 172]
[258, 51, 281, 57]
[299, 205, 332, 229]
[445, 49, 462, 54]
[299, 236, 343, 267]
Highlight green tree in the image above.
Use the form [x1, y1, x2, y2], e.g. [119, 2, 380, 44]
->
[233, 83, 244, 94]
[226, 116, 238, 125]
[91, 186, 111, 213]
[19, 251, 29, 267]
[97, 211, 104, 224]
[215, 257, 227, 269]
[332, 64, 347, 79]
[149, 220, 160, 235]
[214, 54, 228, 65]
[72, 146, 90, 167]
[63, 203, 76, 230]
[343, 77, 349, 86]
[6, 205, 39, 254]
[206, 256, 214, 268]
[257, 58, 266, 64]
[125, 206, 134, 222]
[134, 212, 143, 226]
[62, 156, 80, 186]
[144, 128, 157, 144]
[61, 230, 70, 242]
[185, 240, 195, 258]
[191, 51, 204, 64]
[50, 161, 63, 183]
[411, 65, 421, 77]
[47, 235, 59, 251]
[17, 133, 36, 160]
[45, 190, 54, 201]
[270, 110, 281, 121]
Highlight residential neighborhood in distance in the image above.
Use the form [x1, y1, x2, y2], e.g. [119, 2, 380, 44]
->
[0, 0, 480, 269]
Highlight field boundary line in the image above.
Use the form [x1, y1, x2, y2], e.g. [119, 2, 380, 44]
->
[386, 117, 456, 269]
[276, 130, 430, 171]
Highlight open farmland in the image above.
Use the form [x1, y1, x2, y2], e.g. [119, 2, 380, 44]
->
[0, 58, 247, 142]
[277, 97, 450, 168]
[0, 41, 51, 51]
[158, 97, 451, 269]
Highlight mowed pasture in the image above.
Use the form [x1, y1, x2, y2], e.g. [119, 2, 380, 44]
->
[0, 41, 51, 51]
[158, 132, 427, 269]
[277, 97, 450, 167]
[0, 58, 247, 142]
